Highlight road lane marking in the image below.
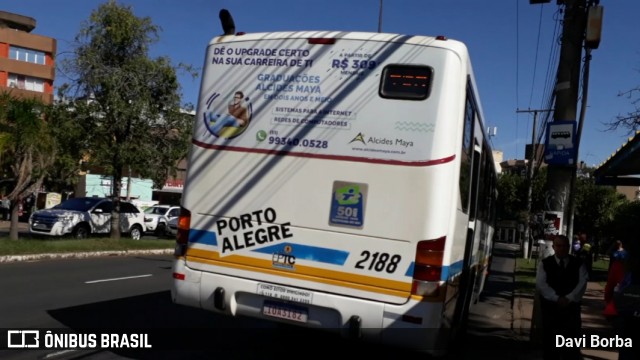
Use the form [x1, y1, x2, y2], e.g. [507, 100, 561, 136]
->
[44, 349, 79, 358]
[85, 274, 152, 284]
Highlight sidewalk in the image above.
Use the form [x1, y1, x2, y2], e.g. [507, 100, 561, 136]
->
[0, 220, 29, 236]
[512, 244, 619, 360]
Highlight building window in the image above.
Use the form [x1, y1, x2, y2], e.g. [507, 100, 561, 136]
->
[9, 45, 46, 65]
[7, 74, 45, 92]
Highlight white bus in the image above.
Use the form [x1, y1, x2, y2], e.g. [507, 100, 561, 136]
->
[172, 27, 498, 354]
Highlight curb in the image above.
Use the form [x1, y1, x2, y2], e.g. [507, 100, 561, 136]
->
[0, 248, 174, 263]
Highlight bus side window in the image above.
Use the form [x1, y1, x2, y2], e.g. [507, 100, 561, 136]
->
[469, 145, 481, 222]
[459, 86, 474, 213]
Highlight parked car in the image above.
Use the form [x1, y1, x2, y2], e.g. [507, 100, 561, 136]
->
[143, 205, 180, 236]
[167, 216, 178, 237]
[29, 197, 146, 240]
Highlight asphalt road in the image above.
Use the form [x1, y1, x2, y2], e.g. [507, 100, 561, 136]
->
[0, 243, 525, 360]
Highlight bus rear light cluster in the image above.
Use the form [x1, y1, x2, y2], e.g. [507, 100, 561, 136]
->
[174, 207, 191, 256]
[411, 237, 445, 296]
[173, 272, 185, 280]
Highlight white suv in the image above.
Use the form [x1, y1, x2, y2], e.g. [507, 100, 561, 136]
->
[29, 197, 146, 240]
[143, 205, 180, 236]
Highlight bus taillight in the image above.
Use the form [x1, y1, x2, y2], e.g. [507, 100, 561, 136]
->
[173, 272, 185, 280]
[174, 207, 191, 256]
[412, 237, 445, 296]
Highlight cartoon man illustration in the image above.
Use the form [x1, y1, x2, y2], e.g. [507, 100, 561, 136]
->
[209, 91, 249, 137]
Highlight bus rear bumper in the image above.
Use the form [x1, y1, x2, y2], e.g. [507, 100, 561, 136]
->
[172, 260, 448, 354]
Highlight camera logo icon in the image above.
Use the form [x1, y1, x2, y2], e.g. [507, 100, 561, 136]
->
[7, 330, 39, 348]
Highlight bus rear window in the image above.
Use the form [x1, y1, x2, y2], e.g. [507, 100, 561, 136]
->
[379, 65, 433, 100]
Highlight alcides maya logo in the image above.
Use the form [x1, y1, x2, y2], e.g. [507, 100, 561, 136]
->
[348, 132, 413, 148]
[349, 132, 367, 145]
[203, 90, 253, 139]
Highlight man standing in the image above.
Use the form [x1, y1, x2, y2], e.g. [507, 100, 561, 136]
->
[536, 234, 589, 360]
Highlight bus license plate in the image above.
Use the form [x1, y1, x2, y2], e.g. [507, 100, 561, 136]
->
[262, 300, 308, 323]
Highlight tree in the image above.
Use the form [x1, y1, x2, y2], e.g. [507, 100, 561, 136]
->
[605, 63, 640, 132]
[496, 162, 629, 250]
[573, 172, 627, 239]
[496, 172, 526, 221]
[496, 167, 548, 223]
[59, 1, 193, 239]
[607, 85, 640, 132]
[0, 92, 56, 240]
[530, 166, 548, 215]
[43, 93, 91, 195]
[609, 201, 640, 244]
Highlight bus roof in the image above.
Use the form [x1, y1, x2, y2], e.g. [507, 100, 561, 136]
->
[209, 31, 469, 53]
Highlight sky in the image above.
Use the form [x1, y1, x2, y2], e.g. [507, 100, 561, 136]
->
[3, 0, 639, 168]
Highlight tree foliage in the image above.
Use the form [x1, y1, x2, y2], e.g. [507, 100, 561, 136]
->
[606, 86, 640, 132]
[496, 172, 525, 220]
[608, 201, 640, 243]
[58, 1, 193, 239]
[496, 165, 628, 245]
[43, 95, 89, 194]
[0, 92, 56, 240]
[496, 167, 547, 222]
[605, 63, 640, 132]
[573, 174, 627, 239]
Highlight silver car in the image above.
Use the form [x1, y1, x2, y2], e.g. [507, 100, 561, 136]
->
[29, 197, 146, 240]
[143, 205, 180, 237]
[167, 216, 178, 237]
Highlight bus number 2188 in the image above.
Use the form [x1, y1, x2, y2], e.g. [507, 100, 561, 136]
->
[355, 251, 401, 273]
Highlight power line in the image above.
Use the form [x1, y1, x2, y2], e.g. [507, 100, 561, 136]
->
[540, 8, 562, 112]
[528, 4, 546, 109]
[515, 0, 521, 159]
[534, 6, 564, 160]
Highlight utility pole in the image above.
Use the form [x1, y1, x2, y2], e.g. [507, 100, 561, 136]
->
[516, 108, 553, 259]
[528, 0, 590, 347]
[566, 47, 593, 244]
[544, 0, 587, 237]
[567, 1, 602, 243]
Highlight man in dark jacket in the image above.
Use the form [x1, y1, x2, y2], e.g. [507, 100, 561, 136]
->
[536, 234, 589, 360]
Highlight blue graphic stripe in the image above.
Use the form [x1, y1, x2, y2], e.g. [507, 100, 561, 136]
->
[405, 263, 414, 277]
[446, 260, 464, 279]
[404, 259, 464, 280]
[252, 243, 349, 266]
[189, 229, 218, 246]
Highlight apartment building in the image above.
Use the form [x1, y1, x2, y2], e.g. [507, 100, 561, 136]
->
[0, 10, 56, 104]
